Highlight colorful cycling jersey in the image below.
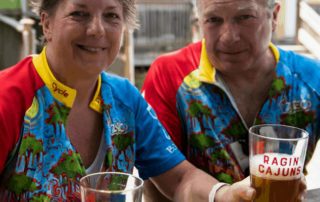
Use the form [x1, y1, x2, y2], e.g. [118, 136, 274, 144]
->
[142, 40, 320, 183]
[0, 48, 184, 201]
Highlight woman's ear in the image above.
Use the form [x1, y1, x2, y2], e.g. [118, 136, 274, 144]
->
[41, 12, 52, 42]
[272, 3, 281, 32]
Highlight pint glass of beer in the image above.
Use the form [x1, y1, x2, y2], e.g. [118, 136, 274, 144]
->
[249, 124, 309, 202]
[80, 172, 144, 202]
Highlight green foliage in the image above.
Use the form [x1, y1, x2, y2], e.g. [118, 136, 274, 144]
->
[46, 104, 70, 125]
[222, 122, 246, 138]
[51, 152, 85, 179]
[104, 150, 113, 168]
[282, 111, 314, 128]
[6, 174, 37, 195]
[19, 135, 43, 155]
[269, 78, 286, 97]
[107, 175, 127, 191]
[190, 133, 215, 151]
[216, 173, 233, 184]
[113, 133, 134, 151]
[30, 194, 50, 202]
[188, 101, 211, 117]
[210, 150, 230, 162]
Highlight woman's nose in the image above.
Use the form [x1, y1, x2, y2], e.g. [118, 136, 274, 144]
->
[87, 16, 105, 38]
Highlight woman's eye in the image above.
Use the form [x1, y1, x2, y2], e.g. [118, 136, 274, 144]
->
[70, 11, 89, 18]
[104, 13, 120, 20]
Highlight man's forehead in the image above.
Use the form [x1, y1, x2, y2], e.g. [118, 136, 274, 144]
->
[201, 0, 265, 3]
[202, 0, 260, 11]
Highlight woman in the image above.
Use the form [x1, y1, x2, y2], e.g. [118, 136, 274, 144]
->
[0, 0, 256, 201]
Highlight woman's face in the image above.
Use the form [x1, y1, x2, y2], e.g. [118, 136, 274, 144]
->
[42, 0, 124, 77]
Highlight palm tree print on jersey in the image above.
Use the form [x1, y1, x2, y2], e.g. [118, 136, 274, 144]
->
[188, 132, 215, 170]
[112, 131, 134, 171]
[221, 118, 246, 140]
[207, 149, 235, 183]
[50, 150, 85, 198]
[269, 77, 288, 99]
[190, 133, 216, 151]
[30, 194, 50, 202]
[187, 100, 215, 132]
[45, 103, 70, 133]
[102, 148, 113, 171]
[5, 174, 38, 200]
[17, 133, 43, 172]
[281, 110, 314, 129]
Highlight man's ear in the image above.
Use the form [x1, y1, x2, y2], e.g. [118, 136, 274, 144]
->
[41, 12, 52, 42]
[272, 3, 281, 32]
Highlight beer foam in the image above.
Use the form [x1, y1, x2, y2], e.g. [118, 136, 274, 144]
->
[250, 153, 302, 180]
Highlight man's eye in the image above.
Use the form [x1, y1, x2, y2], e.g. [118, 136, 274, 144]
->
[237, 15, 254, 21]
[206, 17, 223, 24]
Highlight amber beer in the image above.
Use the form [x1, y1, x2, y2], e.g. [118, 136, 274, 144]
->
[249, 124, 308, 202]
[250, 154, 302, 202]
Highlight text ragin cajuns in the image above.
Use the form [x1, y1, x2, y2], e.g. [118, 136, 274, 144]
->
[250, 153, 302, 179]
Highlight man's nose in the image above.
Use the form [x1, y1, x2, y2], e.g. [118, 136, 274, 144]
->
[220, 22, 240, 44]
[87, 16, 105, 38]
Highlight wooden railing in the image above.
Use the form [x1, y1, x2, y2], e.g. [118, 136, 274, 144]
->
[0, 13, 36, 69]
[298, 1, 320, 59]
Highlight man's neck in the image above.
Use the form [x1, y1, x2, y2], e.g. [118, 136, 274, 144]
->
[220, 49, 277, 127]
[221, 48, 276, 91]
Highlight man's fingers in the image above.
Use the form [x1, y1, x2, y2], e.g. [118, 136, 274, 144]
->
[230, 177, 256, 201]
[297, 190, 307, 202]
[299, 174, 307, 190]
[298, 174, 307, 201]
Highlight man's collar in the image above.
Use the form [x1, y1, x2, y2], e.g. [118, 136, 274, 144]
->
[198, 39, 280, 83]
[32, 47, 103, 113]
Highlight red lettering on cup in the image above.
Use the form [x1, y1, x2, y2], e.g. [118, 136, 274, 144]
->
[280, 157, 287, 166]
[263, 155, 269, 164]
[272, 157, 278, 166]
[259, 164, 265, 173]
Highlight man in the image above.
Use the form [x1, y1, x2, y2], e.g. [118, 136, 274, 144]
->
[142, 0, 320, 200]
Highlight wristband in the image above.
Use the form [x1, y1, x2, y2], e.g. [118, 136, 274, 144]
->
[209, 182, 228, 202]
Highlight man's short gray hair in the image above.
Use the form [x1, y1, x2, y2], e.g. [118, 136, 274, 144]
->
[266, 0, 276, 9]
[196, 0, 276, 14]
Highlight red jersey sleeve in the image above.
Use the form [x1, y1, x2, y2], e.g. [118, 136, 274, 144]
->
[0, 57, 43, 173]
[141, 42, 201, 150]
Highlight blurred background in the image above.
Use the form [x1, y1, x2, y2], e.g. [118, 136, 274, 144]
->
[0, 0, 319, 190]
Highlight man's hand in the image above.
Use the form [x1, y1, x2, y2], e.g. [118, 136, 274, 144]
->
[298, 174, 307, 201]
[215, 177, 255, 202]
[214, 174, 307, 202]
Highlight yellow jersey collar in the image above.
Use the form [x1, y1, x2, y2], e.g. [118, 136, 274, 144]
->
[198, 39, 280, 83]
[32, 47, 103, 113]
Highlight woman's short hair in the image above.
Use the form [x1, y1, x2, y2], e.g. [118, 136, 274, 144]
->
[29, 0, 138, 29]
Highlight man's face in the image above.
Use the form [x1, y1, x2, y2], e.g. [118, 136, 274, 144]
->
[198, 0, 279, 75]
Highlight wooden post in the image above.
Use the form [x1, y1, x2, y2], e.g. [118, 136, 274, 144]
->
[123, 29, 135, 84]
[20, 18, 36, 57]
